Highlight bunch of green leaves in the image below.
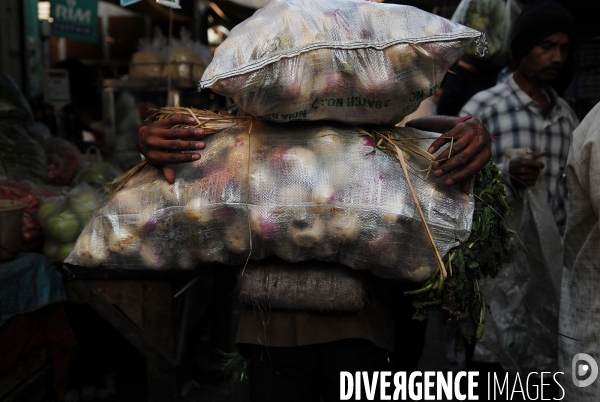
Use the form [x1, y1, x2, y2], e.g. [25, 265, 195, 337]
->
[220, 350, 250, 383]
[405, 161, 516, 342]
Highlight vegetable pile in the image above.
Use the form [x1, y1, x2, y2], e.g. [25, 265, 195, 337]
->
[39, 183, 103, 262]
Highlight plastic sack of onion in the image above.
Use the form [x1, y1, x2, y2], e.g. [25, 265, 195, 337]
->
[199, 0, 486, 125]
[65, 110, 475, 282]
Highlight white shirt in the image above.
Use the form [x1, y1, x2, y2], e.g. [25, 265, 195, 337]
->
[559, 101, 600, 401]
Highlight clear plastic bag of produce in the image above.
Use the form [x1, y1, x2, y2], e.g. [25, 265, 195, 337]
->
[199, 0, 484, 125]
[162, 27, 212, 82]
[129, 27, 167, 80]
[75, 146, 122, 190]
[39, 183, 104, 262]
[451, 0, 519, 67]
[66, 119, 474, 281]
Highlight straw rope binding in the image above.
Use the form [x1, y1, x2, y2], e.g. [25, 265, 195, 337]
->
[106, 107, 252, 196]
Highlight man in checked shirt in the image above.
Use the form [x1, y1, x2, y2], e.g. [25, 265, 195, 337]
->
[458, 0, 579, 386]
[461, 1, 578, 232]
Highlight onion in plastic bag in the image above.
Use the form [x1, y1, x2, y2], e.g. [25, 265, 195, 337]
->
[66, 120, 474, 282]
[199, 0, 484, 124]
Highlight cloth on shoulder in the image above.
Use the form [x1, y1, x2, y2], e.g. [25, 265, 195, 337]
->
[559, 101, 600, 401]
[459, 73, 578, 374]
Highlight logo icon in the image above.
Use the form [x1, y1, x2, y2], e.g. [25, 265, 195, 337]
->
[572, 353, 599, 388]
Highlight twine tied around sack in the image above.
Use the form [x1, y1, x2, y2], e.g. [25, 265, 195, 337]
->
[359, 128, 455, 279]
[107, 108, 253, 197]
[109, 107, 455, 291]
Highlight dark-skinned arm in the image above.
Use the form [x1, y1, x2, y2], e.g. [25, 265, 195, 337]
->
[508, 151, 546, 188]
[137, 115, 207, 184]
[406, 115, 492, 193]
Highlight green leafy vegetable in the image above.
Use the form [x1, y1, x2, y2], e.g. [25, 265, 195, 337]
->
[220, 350, 250, 383]
[405, 161, 516, 343]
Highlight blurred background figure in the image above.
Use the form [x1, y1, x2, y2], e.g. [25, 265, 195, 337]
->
[0, 71, 48, 184]
[46, 138, 83, 187]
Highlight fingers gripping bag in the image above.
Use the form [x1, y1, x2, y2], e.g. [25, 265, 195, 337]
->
[199, 0, 485, 125]
[65, 110, 475, 282]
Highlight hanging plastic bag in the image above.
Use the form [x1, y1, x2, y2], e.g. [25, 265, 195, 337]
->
[66, 117, 474, 279]
[199, 0, 484, 125]
[162, 27, 212, 82]
[76, 146, 121, 190]
[474, 149, 562, 373]
[451, 0, 520, 67]
[129, 28, 168, 80]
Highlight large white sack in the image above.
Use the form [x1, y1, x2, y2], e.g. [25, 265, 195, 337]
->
[200, 0, 484, 124]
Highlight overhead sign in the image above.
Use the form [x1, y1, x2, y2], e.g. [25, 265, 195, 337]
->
[120, 0, 142, 6]
[156, 0, 181, 9]
[50, 0, 98, 43]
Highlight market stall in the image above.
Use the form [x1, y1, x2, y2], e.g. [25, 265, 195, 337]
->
[4, 0, 600, 400]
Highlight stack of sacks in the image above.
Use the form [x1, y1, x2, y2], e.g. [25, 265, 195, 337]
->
[66, 0, 483, 283]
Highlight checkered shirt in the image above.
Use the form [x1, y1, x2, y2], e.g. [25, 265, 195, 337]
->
[460, 75, 579, 231]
